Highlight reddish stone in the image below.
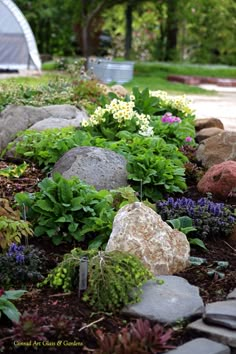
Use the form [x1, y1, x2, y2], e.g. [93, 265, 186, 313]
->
[197, 160, 236, 200]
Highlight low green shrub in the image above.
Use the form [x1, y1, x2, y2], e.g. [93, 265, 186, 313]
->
[40, 248, 155, 312]
[0, 213, 33, 250]
[15, 173, 115, 248]
[7, 127, 88, 172]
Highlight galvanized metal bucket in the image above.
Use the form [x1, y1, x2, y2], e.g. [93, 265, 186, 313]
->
[88, 59, 134, 84]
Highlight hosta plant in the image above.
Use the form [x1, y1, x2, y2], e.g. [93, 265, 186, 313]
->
[167, 216, 207, 249]
[156, 196, 235, 240]
[95, 318, 175, 354]
[0, 289, 26, 323]
[15, 173, 115, 247]
[39, 248, 155, 312]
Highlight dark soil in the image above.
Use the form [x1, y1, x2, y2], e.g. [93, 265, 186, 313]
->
[0, 159, 236, 353]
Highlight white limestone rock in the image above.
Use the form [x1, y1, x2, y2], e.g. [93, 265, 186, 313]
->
[106, 202, 190, 275]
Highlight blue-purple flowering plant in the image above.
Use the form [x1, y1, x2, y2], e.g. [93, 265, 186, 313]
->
[156, 196, 235, 240]
[0, 243, 46, 289]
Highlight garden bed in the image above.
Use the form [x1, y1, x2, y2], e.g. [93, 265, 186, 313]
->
[0, 158, 235, 353]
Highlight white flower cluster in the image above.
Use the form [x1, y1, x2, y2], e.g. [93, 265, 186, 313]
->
[83, 98, 153, 136]
[150, 90, 194, 117]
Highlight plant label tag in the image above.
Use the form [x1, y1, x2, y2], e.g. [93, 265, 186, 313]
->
[79, 256, 88, 291]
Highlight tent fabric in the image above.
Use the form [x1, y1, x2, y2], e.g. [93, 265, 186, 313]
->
[0, 0, 41, 70]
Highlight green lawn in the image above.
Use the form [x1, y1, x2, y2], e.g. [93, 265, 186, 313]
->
[123, 61, 236, 94]
[1, 60, 236, 95]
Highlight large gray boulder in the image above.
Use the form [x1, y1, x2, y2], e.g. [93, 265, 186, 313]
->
[51, 146, 128, 190]
[0, 104, 88, 152]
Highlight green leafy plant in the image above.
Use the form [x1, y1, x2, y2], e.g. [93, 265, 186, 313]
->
[0, 198, 33, 249]
[0, 214, 33, 250]
[95, 318, 175, 354]
[0, 289, 26, 323]
[40, 248, 154, 312]
[15, 173, 115, 247]
[6, 127, 84, 171]
[0, 162, 28, 178]
[167, 216, 207, 249]
[107, 132, 187, 200]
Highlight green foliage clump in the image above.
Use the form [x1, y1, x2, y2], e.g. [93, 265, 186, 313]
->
[40, 248, 154, 312]
[15, 173, 115, 248]
[0, 199, 33, 250]
[0, 216, 33, 250]
[7, 127, 89, 172]
[0, 162, 28, 178]
[0, 289, 26, 323]
[101, 132, 188, 200]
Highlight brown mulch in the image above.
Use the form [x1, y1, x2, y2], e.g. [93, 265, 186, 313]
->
[0, 159, 236, 353]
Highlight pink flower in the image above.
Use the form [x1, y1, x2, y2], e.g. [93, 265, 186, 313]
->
[185, 136, 193, 142]
[161, 112, 182, 124]
[0, 288, 5, 297]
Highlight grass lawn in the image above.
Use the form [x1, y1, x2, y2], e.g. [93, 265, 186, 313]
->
[1, 60, 236, 95]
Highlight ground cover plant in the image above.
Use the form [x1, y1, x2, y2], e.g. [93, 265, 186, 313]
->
[0, 69, 236, 353]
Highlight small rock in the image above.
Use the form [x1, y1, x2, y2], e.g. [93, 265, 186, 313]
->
[196, 128, 224, 143]
[166, 337, 230, 354]
[195, 118, 224, 132]
[0, 104, 87, 152]
[203, 300, 236, 329]
[51, 146, 128, 190]
[122, 275, 204, 324]
[188, 318, 236, 348]
[111, 84, 129, 97]
[197, 160, 236, 199]
[227, 289, 236, 300]
[196, 131, 236, 169]
[106, 202, 190, 275]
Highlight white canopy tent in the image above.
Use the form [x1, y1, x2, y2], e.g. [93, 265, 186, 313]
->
[0, 0, 41, 71]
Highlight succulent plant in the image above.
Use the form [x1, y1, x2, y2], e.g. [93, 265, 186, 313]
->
[95, 318, 174, 354]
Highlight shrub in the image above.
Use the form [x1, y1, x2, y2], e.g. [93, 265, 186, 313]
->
[0, 198, 33, 250]
[40, 248, 155, 312]
[0, 243, 46, 289]
[15, 173, 115, 248]
[156, 196, 235, 240]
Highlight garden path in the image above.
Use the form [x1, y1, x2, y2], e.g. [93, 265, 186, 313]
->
[185, 86, 236, 131]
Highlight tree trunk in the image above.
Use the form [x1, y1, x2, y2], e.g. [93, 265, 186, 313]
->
[165, 0, 179, 61]
[125, 2, 133, 60]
